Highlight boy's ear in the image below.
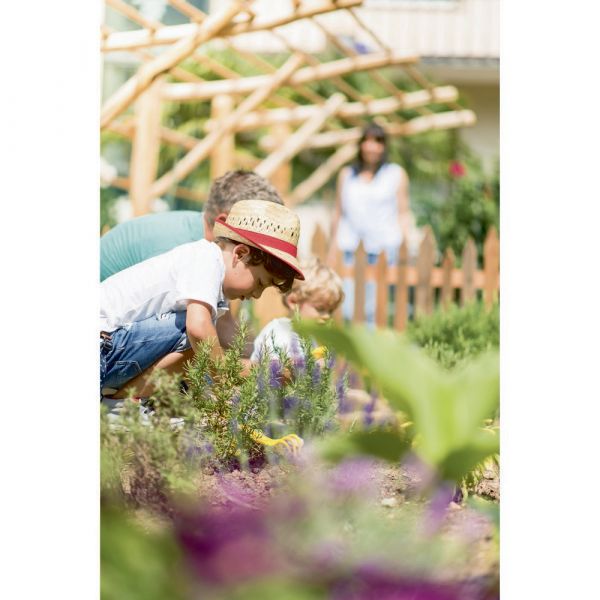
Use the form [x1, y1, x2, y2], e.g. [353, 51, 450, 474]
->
[232, 243, 251, 265]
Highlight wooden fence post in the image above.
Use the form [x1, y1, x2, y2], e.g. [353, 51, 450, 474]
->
[461, 237, 477, 305]
[375, 252, 388, 328]
[483, 227, 499, 308]
[353, 242, 367, 324]
[440, 248, 455, 309]
[394, 240, 409, 331]
[415, 226, 436, 317]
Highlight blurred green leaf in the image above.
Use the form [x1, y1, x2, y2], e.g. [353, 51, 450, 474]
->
[295, 321, 499, 483]
[317, 430, 412, 463]
[101, 507, 189, 600]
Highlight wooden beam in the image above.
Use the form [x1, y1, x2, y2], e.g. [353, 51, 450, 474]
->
[268, 109, 476, 150]
[129, 77, 164, 216]
[100, 0, 245, 129]
[288, 142, 357, 206]
[209, 94, 235, 180]
[255, 93, 346, 180]
[102, 0, 364, 52]
[162, 52, 419, 102]
[111, 176, 207, 203]
[149, 53, 304, 200]
[213, 87, 458, 134]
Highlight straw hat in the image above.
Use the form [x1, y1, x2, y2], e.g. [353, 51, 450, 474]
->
[212, 199, 304, 280]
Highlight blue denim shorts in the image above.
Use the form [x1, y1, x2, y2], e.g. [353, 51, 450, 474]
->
[100, 311, 190, 395]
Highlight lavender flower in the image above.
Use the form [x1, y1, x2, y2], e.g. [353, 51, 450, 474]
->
[362, 391, 377, 427]
[293, 354, 306, 376]
[269, 359, 282, 388]
[326, 352, 336, 370]
[336, 371, 349, 414]
[328, 457, 376, 497]
[282, 395, 299, 419]
[422, 483, 454, 537]
[311, 363, 322, 386]
[257, 369, 266, 396]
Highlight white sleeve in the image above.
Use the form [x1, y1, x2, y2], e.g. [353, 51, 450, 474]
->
[172, 242, 224, 319]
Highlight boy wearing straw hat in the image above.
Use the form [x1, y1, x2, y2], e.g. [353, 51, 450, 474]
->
[100, 170, 285, 349]
[100, 199, 304, 401]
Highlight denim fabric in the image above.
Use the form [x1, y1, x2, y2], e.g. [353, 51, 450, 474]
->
[341, 249, 399, 326]
[100, 311, 189, 395]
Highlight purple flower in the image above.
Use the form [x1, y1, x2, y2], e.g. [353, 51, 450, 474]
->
[336, 372, 348, 414]
[332, 564, 466, 600]
[257, 370, 266, 396]
[293, 355, 306, 375]
[422, 483, 454, 536]
[282, 395, 299, 418]
[174, 505, 283, 585]
[328, 457, 376, 497]
[327, 353, 336, 370]
[269, 359, 282, 388]
[312, 363, 321, 386]
[363, 391, 377, 427]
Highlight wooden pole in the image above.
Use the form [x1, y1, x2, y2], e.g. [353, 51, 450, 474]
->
[218, 88, 459, 134]
[102, 0, 364, 52]
[129, 77, 163, 216]
[255, 93, 346, 180]
[440, 248, 455, 309]
[289, 142, 357, 206]
[209, 94, 235, 180]
[100, 0, 245, 129]
[461, 238, 478, 306]
[268, 122, 293, 198]
[162, 52, 419, 102]
[353, 242, 367, 324]
[415, 226, 436, 318]
[393, 241, 409, 331]
[375, 252, 388, 329]
[149, 53, 304, 200]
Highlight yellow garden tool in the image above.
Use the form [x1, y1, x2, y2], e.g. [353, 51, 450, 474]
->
[248, 428, 304, 455]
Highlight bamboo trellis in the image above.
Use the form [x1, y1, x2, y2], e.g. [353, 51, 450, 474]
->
[101, 0, 477, 215]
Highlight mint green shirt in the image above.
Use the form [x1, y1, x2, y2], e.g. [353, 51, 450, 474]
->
[100, 211, 205, 281]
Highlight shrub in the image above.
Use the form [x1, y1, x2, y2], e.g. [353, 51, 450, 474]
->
[406, 302, 499, 369]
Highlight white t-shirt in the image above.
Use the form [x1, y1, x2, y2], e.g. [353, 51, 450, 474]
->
[336, 162, 404, 254]
[251, 317, 301, 362]
[100, 239, 227, 332]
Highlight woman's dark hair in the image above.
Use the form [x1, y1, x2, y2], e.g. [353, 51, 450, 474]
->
[216, 237, 296, 293]
[351, 122, 388, 176]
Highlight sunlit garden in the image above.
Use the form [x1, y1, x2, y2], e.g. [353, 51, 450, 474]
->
[100, 1, 500, 599]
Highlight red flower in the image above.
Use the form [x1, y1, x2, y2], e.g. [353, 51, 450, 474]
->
[449, 161, 466, 178]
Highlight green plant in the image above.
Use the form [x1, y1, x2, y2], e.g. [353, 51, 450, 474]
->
[407, 302, 499, 369]
[295, 321, 499, 485]
[254, 335, 339, 439]
[184, 320, 269, 463]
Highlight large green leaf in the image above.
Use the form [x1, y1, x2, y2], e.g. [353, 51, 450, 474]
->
[295, 321, 499, 482]
[317, 430, 412, 464]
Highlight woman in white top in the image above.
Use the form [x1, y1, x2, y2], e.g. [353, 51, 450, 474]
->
[329, 123, 413, 324]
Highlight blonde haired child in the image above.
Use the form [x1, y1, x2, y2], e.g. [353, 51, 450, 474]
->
[250, 258, 344, 362]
